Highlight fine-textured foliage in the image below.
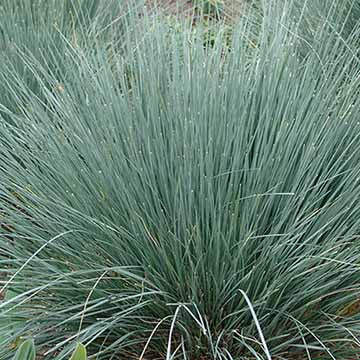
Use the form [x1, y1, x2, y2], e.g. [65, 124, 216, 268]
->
[1, 0, 360, 359]
[0, 0, 142, 122]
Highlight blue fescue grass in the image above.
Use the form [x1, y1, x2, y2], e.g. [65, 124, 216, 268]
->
[1, 0, 360, 359]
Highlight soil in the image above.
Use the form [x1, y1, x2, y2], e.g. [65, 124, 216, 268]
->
[140, 0, 245, 23]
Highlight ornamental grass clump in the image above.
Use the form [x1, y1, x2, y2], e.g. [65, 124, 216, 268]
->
[1, 0, 360, 359]
[0, 0, 141, 122]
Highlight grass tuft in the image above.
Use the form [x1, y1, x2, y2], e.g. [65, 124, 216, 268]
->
[1, 0, 360, 359]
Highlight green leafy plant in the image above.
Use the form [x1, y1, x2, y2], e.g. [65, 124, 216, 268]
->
[194, 0, 225, 19]
[12, 339, 35, 360]
[12, 340, 87, 360]
[69, 344, 87, 360]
